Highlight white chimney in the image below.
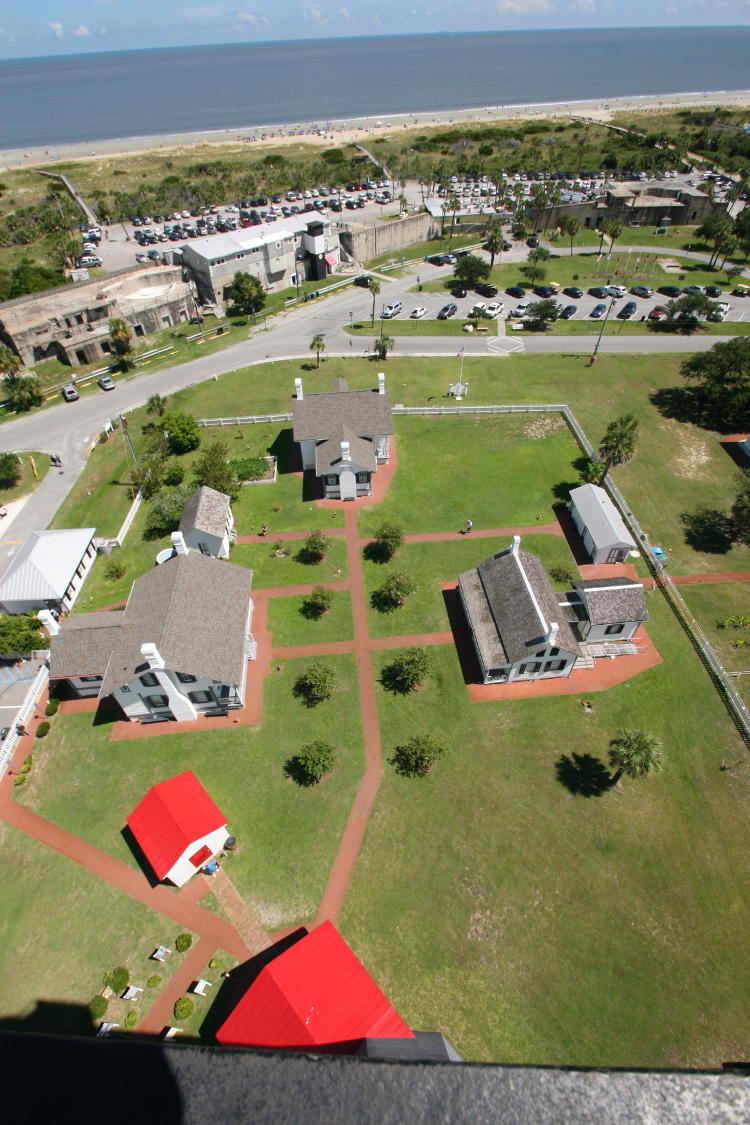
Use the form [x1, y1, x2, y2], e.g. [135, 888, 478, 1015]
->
[511, 535, 521, 555]
[37, 609, 59, 637]
[341, 440, 350, 461]
[141, 642, 165, 670]
[546, 621, 559, 646]
[171, 531, 189, 556]
[377, 372, 385, 395]
[294, 377, 303, 400]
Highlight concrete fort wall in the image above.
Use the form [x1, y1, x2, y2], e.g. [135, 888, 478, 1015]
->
[340, 212, 439, 263]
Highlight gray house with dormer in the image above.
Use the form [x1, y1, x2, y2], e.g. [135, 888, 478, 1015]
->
[179, 485, 235, 558]
[292, 374, 393, 500]
[47, 553, 255, 722]
[567, 578, 648, 643]
[458, 536, 581, 684]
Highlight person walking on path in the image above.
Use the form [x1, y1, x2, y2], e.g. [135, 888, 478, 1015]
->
[465, 519, 473, 534]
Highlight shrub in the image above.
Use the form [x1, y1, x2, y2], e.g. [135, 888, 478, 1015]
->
[12, 775, 25, 787]
[173, 997, 194, 1021]
[549, 565, 575, 585]
[144, 484, 192, 540]
[381, 648, 432, 694]
[0, 613, 43, 656]
[123, 1010, 137, 1030]
[175, 933, 192, 953]
[208, 959, 218, 970]
[23, 754, 32, 766]
[45, 699, 59, 716]
[103, 966, 129, 993]
[163, 461, 185, 486]
[35, 721, 50, 739]
[293, 662, 338, 707]
[373, 571, 416, 612]
[298, 529, 328, 564]
[104, 558, 126, 582]
[285, 740, 337, 785]
[389, 734, 446, 777]
[230, 455, 268, 481]
[160, 410, 201, 455]
[0, 450, 22, 489]
[147, 975, 161, 988]
[89, 995, 108, 1020]
[302, 586, 333, 618]
[371, 523, 403, 562]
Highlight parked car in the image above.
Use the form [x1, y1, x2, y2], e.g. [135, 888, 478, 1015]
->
[648, 305, 669, 321]
[526, 236, 540, 247]
[658, 285, 682, 298]
[382, 301, 402, 319]
[563, 286, 583, 298]
[486, 302, 504, 317]
[437, 303, 458, 319]
[506, 285, 526, 299]
[683, 285, 705, 295]
[617, 301, 638, 319]
[410, 306, 427, 319]
[475, 283, 498, 298]
[588, 286, 609, 299]
[631, 285, 653, 298]
[135, 252, 148, 263]
[560, 304, 577, 319]
[77, 255, 102, 267]
[353, 274, 371, 288]
[705, 286, 723, 298]
[534, 286, 555, 298]
[607, 285, 627, 298]
[471, 302, 487, 315]
[451, 286, 467, 298]
[511, 301, 531, 318]
[61, 383, 79, 402]
[98, 375, 115, 391]
[590, 303, 607, 318]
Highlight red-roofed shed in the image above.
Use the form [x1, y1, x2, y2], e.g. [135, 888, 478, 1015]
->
[127, 770, 229, 886]
[217, 921, 413, 1051]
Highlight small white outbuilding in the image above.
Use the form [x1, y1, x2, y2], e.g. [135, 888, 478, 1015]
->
[569, 484, 635, 564]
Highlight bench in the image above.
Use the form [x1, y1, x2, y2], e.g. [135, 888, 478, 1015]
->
[474, 324, 489, 333]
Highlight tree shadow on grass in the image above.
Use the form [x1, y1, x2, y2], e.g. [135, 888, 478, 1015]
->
[362, 540, 392, 564]
[555, 753, 612, 797]
[379, 663, 416, 695]
[680, 507, 734, 553]
[283, 756, 318, 786]
[370, 590, 400, 614]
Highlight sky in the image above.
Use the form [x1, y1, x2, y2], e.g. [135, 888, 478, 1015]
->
[0, 0, 747, 59]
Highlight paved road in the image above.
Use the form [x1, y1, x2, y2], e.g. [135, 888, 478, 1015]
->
[0, 259, 737, 573]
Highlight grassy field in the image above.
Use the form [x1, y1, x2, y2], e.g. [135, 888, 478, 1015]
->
[341, 594, 750, 1067]
[679, 582, 750, 707]
[366, 233, 479, 270]
[17, 652, 363, 929]
[231, 536, 348, 589]
[345, 318, 498, 336]
[0, 452, 50, 502]
[0, 822, 185, 1033]
[362, 534, 575, 640]
[267, 590, 354, 647]
[520, 319, 750, 337]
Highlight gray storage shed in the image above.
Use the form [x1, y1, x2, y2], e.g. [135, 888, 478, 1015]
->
[569, 484, 635, 564]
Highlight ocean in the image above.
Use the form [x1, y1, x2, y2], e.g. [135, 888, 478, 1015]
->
[1, 27, 748, 151]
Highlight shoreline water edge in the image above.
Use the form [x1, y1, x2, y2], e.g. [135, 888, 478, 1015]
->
[2, 87, 750, 172]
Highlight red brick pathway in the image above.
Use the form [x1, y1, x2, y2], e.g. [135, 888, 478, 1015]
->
[137, 937, 214, 1036]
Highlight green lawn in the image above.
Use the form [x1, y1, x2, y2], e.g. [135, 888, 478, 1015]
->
[50, 438, 134, 538]
[521, 319, 750, 337]
[267, 590, 354, 647]
[366, 233, 478, 270]
[17, 653, 363, 929]
[1, 452, 50, 503]
[342, 594, 750, 1067]
[358, 414, 580, 536]
[345, 318, 498, 337]
[0, 822, 183, 1032]
[232, 536, 348, 589]
[362, 534, 575, 639]
[679, 582, 750, 707]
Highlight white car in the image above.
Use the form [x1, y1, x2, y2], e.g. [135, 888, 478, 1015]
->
[471, 302, 487, 315]
[486, 302, 504, 317]
[511, 301, 531, 318]
[607, 285, 627, 298]
[410, 306, 427, 319]
[225, 204, 239, 213]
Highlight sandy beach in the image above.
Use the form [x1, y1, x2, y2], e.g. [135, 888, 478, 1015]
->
[2, 88, 750, 172]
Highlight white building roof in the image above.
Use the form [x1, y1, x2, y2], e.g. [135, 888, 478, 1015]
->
[182, 215, 324, 266]
[0, 527, 95, 603]
[569, 484, 635, 552]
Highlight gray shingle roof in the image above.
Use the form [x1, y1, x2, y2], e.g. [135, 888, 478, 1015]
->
[572, 578, 648, 625]
[49, 554, 252, 698]
[179, 486, 231, 539]
[314, 429, 376, 475]
[569, 484, 635, 552]
[459, 545, 580, 668]
[292, 380, 393, 443]
[48, 611, 124, 679]
[0, 528, 95, 604]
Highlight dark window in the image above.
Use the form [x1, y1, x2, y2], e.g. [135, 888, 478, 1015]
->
[120, 684, 131, 693]
[145, 694, 169, 708]
[543, 659, 567, 673]
[356, 471, 369, 483]
[76, 565, 85, 578]
[188, 689, 213, 704]
[101, 341, 111, 354]
[133, 324, 145, 337]
[604, 623, 625, 636]
[198, 542, 211, 556]
[518, 661, 541, 675]
[324, 474, 337, 486]
[176, 673, 197, 684]
[139, 672, 159, 687]
[549, 647, 559, 657]
[78, 674, 102, 683]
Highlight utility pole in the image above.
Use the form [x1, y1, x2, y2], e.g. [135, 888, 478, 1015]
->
[119, 413, 139, 469]
[593, 296, 616, 359]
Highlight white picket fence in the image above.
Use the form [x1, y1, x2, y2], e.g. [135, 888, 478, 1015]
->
[0, 665, 49, 775]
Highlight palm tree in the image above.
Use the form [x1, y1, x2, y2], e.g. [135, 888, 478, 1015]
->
[562, 215, 580, 256]
[109, 317, 134, 370]
[374, 334, 394, 361]
[310, 333, 325, 368]
[608, 729, 663, 785]
[0, 344, 21, 378]
[602, 219, 622, 255]
[369, 279, 381, 328]
[598, 413, 639, 482]
[447, 193, 461, 242]
[484, 217, 503, 269]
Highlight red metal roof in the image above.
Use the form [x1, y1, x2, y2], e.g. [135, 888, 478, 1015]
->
[217, 921, 413, 1050]
[126, 770, 227, 880]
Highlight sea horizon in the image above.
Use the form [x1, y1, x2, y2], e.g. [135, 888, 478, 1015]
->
[1, 27, 748, 151]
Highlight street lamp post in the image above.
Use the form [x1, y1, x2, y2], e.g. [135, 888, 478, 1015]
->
[592, 295, 616, 360]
